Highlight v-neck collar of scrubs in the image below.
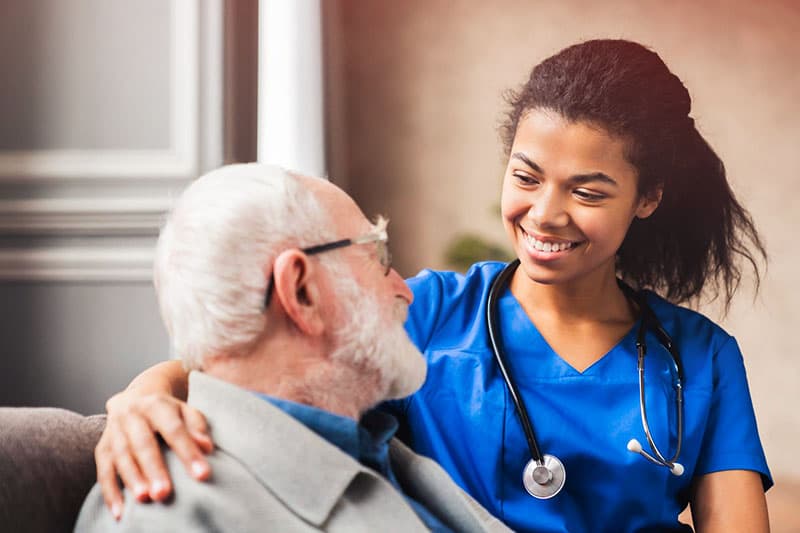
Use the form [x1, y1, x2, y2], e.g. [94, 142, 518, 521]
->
[498, 285, 640, 381]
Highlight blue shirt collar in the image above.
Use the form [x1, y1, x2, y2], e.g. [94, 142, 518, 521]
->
[253, 393, 398, 473]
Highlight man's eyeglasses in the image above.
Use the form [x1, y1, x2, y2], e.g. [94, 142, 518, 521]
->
[264, 217, 391, 307]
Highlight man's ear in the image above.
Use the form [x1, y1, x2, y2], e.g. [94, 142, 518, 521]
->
[271, 249, 325, 336]
[635, 186, 663, 219]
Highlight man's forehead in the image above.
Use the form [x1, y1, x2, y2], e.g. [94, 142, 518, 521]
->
[299, 174, 371, 233]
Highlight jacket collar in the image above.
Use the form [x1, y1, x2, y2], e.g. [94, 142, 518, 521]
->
[187, 371, 507, 533]
[187, 371, 366, 527]
[388, 439, 509, 533]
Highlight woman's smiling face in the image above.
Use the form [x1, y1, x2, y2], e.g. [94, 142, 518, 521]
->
[501, 109, 660, 287]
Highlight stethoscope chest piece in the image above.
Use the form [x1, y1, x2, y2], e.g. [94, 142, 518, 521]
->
[522, 454, 565, 499]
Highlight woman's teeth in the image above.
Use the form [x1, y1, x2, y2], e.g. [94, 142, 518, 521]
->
[525, 234, 574, 252]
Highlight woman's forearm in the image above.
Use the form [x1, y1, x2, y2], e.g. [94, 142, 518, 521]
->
[122, 360, 190, 401]
[691, 470, 769, 533]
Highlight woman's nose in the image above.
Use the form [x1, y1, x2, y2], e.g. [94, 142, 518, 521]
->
[527, 190, 569, 228]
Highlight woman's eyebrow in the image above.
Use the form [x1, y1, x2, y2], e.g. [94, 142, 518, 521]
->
[568, 173, 618, 187]
[512, 152, 618, 187]
[511, 152, 544, 173]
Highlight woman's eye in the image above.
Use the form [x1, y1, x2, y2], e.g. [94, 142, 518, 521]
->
[513, 173, 539, 186]
[574, 189, 606, 202]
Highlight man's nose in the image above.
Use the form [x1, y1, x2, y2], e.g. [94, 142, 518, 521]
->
[389, 268, 413, 304]
[528, 189, 569, 228]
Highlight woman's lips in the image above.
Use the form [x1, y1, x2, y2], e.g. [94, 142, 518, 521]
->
[520, 227, 582, 258]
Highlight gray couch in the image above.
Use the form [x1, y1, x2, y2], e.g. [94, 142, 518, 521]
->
[0, 408, 106, 533]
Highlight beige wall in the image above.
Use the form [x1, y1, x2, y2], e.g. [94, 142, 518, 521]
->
[325, 0, 800, 480]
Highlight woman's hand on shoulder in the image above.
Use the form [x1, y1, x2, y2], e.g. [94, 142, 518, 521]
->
[94, 361, 213, 520]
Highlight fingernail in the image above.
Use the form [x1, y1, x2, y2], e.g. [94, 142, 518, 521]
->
[133, 482, 148, 500]
[111, 502, 122, 521]
[191, 461, 208, 478]
[191, 430, 212, 444]
[150, 479, 167, 499]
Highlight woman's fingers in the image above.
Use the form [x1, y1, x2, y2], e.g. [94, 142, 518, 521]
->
[184, 404, 214, 455]
[109, 415, 152, 502]
[95, 415, 153, 519]
[121, 410, 172, 501]
[146, 400, 212, 484]
[96, 390, 215, 518]
[95, 429, 124, 521]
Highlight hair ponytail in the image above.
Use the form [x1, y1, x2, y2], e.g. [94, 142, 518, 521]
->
[618, 123, 765, 309]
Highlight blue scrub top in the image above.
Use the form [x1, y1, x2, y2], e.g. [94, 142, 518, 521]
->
[383, 262, 771, 533]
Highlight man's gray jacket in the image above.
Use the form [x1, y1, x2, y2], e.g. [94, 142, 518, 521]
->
[76, 371, 511, 532]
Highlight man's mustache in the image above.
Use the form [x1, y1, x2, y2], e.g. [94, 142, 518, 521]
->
[394, 300, 409, 323]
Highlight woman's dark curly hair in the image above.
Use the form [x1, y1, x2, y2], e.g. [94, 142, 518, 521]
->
[500, 39, 766, 309]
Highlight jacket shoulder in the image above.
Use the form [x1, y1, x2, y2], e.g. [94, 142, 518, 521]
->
[76, 448, 320, 533]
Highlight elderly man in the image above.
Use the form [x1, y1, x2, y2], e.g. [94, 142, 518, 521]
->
[75, 164, 508, 532]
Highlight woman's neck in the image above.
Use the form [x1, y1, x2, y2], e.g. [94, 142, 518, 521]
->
[509, 263, 634, 325]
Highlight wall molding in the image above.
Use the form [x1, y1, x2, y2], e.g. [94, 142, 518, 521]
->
[0, 0, 199, 182]
[0, 197, 171, 236]
[0, 0, 223, 282]
[0, 150, 195, 181]
[0, 246, 154, 282]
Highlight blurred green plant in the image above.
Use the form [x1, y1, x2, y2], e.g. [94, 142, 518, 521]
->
[444, 233, 513, 272]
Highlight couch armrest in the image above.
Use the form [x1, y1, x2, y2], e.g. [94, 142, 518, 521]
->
[0, 407, 106, 533]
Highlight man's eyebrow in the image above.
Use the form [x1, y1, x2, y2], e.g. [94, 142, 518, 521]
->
[511, 152, 618, 187]
[370, 214, 388, 233]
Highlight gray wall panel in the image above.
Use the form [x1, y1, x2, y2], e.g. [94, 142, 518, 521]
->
[0, 0, 171, 151]
[0, 282, 169, 414]
[0, 0, 221, 415]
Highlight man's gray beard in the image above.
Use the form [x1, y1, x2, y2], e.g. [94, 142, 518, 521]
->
[328, 273, 427, 402]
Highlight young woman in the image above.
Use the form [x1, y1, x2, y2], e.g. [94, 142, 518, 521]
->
[96, 40, 771, 532]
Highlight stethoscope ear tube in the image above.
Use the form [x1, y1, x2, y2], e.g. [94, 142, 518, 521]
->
[632, 343, 685, 476]
[619, 279, 685, 476]
[618, 279, 684, 383]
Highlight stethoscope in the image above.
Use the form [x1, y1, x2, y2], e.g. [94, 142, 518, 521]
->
[486, 259, 685, 499]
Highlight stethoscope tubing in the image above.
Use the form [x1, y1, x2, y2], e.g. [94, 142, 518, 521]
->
[623, 282, 685, 468]
[486, 259, 546, 465]
[486, 260, 687, 498]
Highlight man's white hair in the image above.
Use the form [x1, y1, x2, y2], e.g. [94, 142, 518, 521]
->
[154, 163, 336, 369]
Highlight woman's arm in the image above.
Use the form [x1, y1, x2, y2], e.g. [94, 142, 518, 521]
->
[95, 360, 213, 520]
[690, 470, 769, 532]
